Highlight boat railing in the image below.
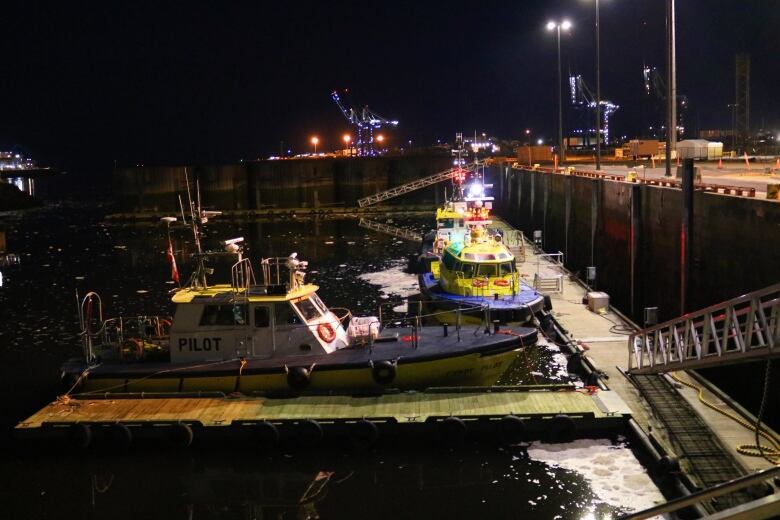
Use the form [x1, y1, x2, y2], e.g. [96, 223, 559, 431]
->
[80, 313, 172, 362]
[259, 257, 290, 287]
[376, 299, 489, 344]
[533, 252, 564, 294]
[231, 258, 256, 293]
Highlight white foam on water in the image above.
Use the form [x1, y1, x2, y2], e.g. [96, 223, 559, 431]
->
[358, 260, 419, 298]
[527, 438, 665, 514]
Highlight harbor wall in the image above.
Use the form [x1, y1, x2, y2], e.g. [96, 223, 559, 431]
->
[493, 165, 780, 324]
[114, 155, 453, 212]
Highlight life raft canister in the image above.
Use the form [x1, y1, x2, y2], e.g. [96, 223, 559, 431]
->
[317, 322, 336, 343]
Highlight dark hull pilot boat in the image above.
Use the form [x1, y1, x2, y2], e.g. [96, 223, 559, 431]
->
[60, 181, 537, 395]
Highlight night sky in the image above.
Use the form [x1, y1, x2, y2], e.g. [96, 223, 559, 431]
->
[2, 1, 778, 169]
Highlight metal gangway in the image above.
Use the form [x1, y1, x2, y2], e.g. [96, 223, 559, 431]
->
[628, 283, 780, 375]
[357, 163, 478, 208]
[358, 218, 423, 242]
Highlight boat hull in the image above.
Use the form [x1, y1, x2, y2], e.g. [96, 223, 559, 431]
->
[418, 272, 547, 325]
[61, 326, 537, 394]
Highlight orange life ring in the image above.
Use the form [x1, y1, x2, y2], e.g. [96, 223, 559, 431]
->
[317, 322, 337, 343]
[493, 279, 510, 287]
[472, 279, 488, 288]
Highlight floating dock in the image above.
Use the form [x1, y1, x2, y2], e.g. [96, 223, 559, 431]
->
[14, 385, 630, 448]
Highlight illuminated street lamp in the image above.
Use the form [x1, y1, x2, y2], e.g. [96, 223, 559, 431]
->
[547, 19, 572, 166]
[525, 129, 532, 166]
[310, 136, 319, 155]
[376, 134, 384, 144]
[343, 134, 352, 156]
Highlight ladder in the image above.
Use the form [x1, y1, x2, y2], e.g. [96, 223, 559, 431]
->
[628, 283, 780, 375]
[357, 164, 478, 208]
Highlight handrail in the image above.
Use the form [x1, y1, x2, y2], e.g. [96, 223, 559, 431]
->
[628, 283, 780, 374]
[619, 466, 780, 520]
[357, 163, 479, 208]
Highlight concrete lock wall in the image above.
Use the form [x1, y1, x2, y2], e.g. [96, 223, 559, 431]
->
[494, 166, 780, 324]
[115, 155, 454, 212]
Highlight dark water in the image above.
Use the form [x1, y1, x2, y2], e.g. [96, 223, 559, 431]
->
[0, 200, 661, 519]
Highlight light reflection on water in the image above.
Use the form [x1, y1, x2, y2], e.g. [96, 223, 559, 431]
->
[0, 203, 659, 519]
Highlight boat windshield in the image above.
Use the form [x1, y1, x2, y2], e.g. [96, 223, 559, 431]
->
[294, 297, 323, 322]
[476, 264, 497, 277]
[499, 261, 514, 275]
[310, 293, 329, 314]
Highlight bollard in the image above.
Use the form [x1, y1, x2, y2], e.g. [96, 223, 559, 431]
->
[442, 323, 448, 337]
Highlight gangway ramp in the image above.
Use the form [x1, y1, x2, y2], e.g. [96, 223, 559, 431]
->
[357, 164, 478, 208]
[628, 283, 780, 375]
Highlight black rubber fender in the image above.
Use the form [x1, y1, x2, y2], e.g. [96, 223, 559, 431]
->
[287, 366, 311, 390]
[549, 414, 577, 443]
[69, 423, 92, 450]
[371, 360, 396, 385]
[109, 423, 133, 451]
[169, 422, 194, 448]
[654, 455, 680, 479]
[297, 419, 324, 447]
[497, 415, 528, 445]
[253, 421, 280, 450]
[437, 416, 468, 447]
[348, 419, 379, 450]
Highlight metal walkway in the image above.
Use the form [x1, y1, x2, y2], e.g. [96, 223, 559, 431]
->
[628, 283, 780, 375]
[357, 164, 478, 207]
[358, 218, 423, 242]
[631, 374, 753, 512]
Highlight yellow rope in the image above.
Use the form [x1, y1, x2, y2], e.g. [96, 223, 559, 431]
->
[670, 372, 780, 465]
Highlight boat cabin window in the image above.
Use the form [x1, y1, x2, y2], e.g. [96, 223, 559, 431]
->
[463, 253, 497, 261]
[439, 219, 454, 229]
[460, 262, 474, 277]
[199, 304, 248, 326]
[442, 251, 458, 270]
[275, 303, 301, 325]
[294, 297, 322, 322]
[254, 306, 270, 328]
[477, 264, 497, 277]
[499, 261, 514, 275]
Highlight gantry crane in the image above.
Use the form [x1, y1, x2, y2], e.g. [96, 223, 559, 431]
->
[568, 74, 619, 146]
[331, 90, 399, 156]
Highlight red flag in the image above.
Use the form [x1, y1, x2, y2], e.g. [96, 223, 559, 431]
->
[166, 237, 180, 284]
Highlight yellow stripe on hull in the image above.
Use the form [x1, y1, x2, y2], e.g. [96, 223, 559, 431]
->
[81, 349, 521, 394]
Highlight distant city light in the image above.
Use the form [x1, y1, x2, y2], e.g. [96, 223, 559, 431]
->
[537, 139, 544, 145]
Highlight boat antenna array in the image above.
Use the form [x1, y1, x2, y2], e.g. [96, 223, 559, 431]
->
[164, 169, 225, 289]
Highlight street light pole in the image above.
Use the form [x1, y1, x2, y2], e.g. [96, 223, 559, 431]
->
[665, 0, 677, 177]
[595, 0, 602, 170]
[556, 24, 564, 167]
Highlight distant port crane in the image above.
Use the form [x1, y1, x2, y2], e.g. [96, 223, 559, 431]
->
[568, 74, 619, 146]
[331, 90, 398, 156]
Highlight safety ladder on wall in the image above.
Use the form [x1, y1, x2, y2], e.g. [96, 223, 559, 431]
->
[627, 283, 780, 375]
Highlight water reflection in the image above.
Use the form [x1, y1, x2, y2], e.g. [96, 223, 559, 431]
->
[0, 203, 660, 518]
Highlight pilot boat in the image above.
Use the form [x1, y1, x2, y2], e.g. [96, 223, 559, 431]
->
[60, 187, 537, 395]
[417, 163, 546, 324]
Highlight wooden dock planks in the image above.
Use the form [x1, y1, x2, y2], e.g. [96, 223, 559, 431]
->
[16, 389, 621, 431]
